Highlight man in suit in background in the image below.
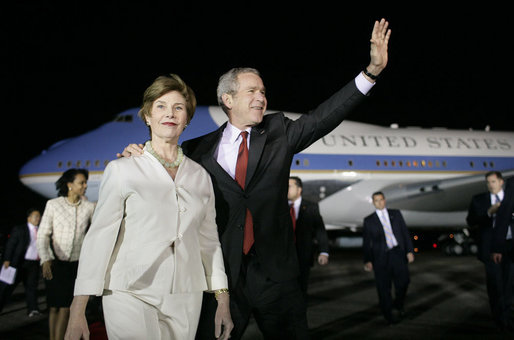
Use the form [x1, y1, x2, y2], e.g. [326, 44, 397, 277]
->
[363, 191, 414, 325]
[0, 208, 42, 316]
[467, 171, 513, 331]
[123, 18, 391, 340]
[490, 173, 514, 331]
[288, 176, 329, 300]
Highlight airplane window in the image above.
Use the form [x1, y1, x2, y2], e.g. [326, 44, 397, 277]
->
[413, 161, 418, 167]
[406, 161, 411, 167]
[383, 161, 388, 166]
[483, 161, 488, 167]
[295, 159, 300, 166]
[85, 160, 90, 167]
[66, 161, 72, 168]
[421, 160, 426, 167]
[76, 161, 81, 167]
[490, 161, 494, 167]
[104, 160, 109, 166]
[469, 161, 474, 168]
[376, 161, 380, 166]
[399, 161, 403, 167]
[435, 161, 440, 167]
[442, 161, 447, 167]
[303, 159, 309, 166]
[95, 160, 100, 167]
[114, 115, 134, 122]
[348, 160, 353, 166]
[58, 161, 63, 168]
[391, 161, 395, 167]
[428, 161, 433, 167]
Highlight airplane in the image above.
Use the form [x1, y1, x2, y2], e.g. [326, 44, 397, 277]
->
[18, 106, 514, 251]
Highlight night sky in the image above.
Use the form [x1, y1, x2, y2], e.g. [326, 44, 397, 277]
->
[1, 3, 509, 230]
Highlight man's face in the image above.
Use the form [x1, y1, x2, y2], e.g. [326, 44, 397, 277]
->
[226, 72, 267, 130]
[27, 210, 41, 226]
[486, 174, 504, 195]
[288, 179, 302, 201]
[372, 194, 386, 210]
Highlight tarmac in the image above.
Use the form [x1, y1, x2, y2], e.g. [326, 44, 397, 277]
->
[0, 247, 512, 340]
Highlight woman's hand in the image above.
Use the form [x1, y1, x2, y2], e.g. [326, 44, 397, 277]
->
[42, 261, 53, 280]
[214, 292, 233, 340]
[65, 295, 90, 340]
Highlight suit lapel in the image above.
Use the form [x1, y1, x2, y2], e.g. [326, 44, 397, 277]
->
[246, 126, 267, 189]
[198, 124, 244, 191]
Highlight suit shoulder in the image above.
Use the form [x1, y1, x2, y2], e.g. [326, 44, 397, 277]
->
[363, 212, 376, 222]
[182, 129, 221, 159]
[471, 192, 488, 202]
[301, 199, 317, 207]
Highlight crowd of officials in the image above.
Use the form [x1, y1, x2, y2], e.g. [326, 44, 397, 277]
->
[1, 16, 513, 339]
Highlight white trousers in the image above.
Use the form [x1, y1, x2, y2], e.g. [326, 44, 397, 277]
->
[102, 290, 203, 340]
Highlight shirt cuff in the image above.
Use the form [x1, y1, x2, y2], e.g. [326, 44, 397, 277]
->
[355, 72, 375, 95]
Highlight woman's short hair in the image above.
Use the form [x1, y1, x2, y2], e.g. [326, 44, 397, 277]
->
[138, 73, 197, 128]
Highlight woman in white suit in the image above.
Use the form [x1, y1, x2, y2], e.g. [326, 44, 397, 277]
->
[65, 74, 233, 340]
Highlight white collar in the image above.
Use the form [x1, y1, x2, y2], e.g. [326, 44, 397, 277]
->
[223, 121, 252, 145]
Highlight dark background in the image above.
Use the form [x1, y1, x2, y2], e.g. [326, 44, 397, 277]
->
[1, 3, 509, 232]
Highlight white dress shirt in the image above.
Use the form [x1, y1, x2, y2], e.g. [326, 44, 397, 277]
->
[24, 222, 39, 260]
[376, 208, 398, 248]
[215, 122, 251, 179]
[491, 190, 511, 239]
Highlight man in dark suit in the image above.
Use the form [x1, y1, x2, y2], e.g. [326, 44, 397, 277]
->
[0, 208, 42, 316]
[467, 171, 513, 330]
[288, 176, 329, 300]
[123, 18, 391, 340]
[490, 174, 514, 331]
[363, 191, 414, 325]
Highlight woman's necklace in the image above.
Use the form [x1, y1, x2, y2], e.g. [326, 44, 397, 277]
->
[145, 141, 184, 168]
[64, 196, 81, 206]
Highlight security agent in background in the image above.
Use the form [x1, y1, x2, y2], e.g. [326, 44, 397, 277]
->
[490, 174, 514, 332]
[467, 171, 514, 331]
[0, 208, 42, 317]
[363, 191, 414, 324]
[288, 176, 329, 300]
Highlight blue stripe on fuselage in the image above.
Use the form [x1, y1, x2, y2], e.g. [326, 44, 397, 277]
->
[291, 153, 514, 172]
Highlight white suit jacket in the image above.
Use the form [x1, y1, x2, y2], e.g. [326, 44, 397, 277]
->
[74, 150, 228, 298]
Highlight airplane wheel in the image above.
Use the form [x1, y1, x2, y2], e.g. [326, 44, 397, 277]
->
[468, 244, 478, 255]
[453, 244, 463, 255]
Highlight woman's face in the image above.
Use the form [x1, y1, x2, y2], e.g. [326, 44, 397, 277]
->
[147, 91, 188, 143]
[68, 173, 88, 197]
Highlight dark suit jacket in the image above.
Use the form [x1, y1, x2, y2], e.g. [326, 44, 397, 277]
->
[295, 199, 329, 268]
[466, 192, 494, 262]
[182, 79, 365, 287]
[492, 177, 514, 255]
[2, 224, 31, 268]
[362, 209, 413, 266]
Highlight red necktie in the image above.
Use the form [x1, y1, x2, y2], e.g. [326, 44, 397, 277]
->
[235, 132, 254, 254]
[290, 203, 296, 242]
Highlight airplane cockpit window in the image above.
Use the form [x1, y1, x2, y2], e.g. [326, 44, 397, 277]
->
[113, 115, 134, 122]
